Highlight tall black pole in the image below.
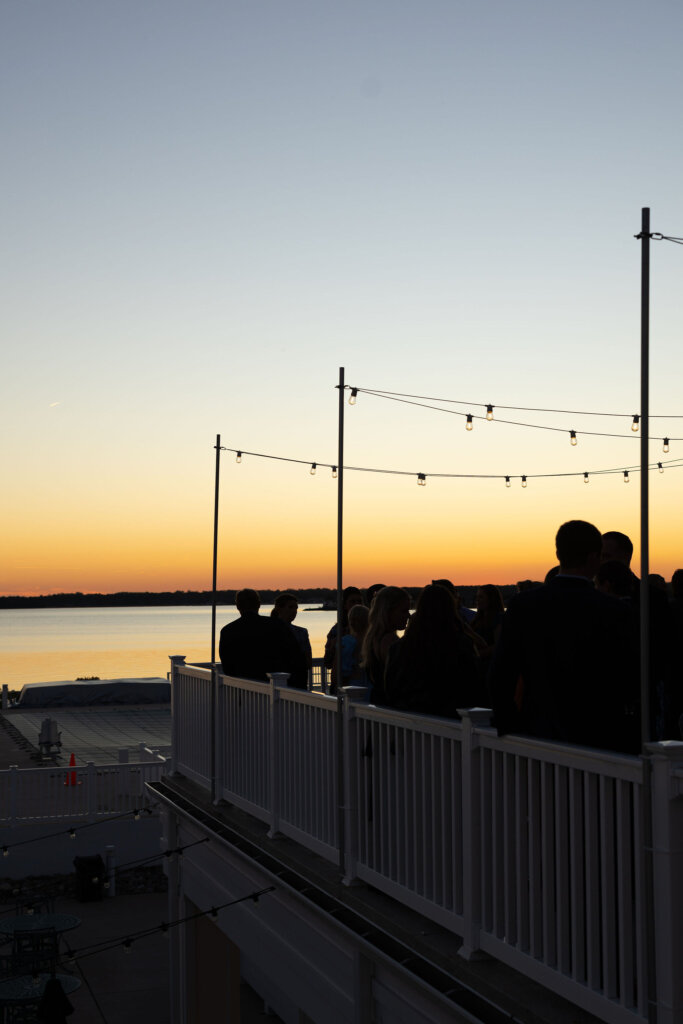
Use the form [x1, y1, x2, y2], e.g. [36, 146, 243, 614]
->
[640, 210, 651, 748]
[336, 367, 345, 873]
[210, 434, 221, 803]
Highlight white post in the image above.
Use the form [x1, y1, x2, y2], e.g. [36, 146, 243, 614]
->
[646, 740, 683, 1024]
[458, 708, 492, 961]
[267, 673, 289, 838]
[213, 671, 224, 805]
[342, 692, 362, 884]
[168, 656, 186, 778]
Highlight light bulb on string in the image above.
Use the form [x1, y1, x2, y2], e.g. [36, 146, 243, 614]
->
[331, 466, 337, 479]
[69, 828, 76, 840]
[658, 462, 664, 474]
[521, 476, 527, 488]
[161, 923, 169, 939]
[236, 451, 242, 464]
[584, 472, 589, 484]
[505, 476, 511, 488]
[570, 431, 577, 446]
[309, 463, 317, 476]
[663, 438, 670, 453]
[624, 471, 630, 483]
[632, 415, 640, 432]
[465, 414, 473, 431]
[486, 404, 494, 421]
[417, 473, 426, 486]
[123, 939, 132, 954]
[2, 846, 8, 857]
[134, 809, 140, 821]
[348, 388, 358, 406]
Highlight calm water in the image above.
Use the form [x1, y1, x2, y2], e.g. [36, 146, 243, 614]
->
[1, 605, 339, 687]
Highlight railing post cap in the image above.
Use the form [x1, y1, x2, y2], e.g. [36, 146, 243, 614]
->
[168, 655, 186, 665]
[267, 672, 291, 688]
[645, 740, 683, 761]
[457, 707, 493, 726]
[342, 685, 370, 702]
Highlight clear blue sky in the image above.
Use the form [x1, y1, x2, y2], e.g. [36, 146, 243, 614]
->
[2, 0, 683, 592]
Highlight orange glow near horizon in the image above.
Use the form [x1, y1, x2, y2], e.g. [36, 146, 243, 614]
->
[3, 466, 683, 595]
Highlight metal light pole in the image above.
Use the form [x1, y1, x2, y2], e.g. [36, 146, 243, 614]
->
[335, 367, 346, 872]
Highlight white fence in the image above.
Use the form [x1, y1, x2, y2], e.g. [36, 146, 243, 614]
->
[170, 661, 683, 1024]
[0, 760, 168, 825]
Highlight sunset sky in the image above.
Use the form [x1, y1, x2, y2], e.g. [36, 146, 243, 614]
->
[3, 0, 683, 596]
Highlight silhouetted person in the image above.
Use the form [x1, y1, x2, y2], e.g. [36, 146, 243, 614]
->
[383, 584, 481, 717]
[271, 593, 312, 669]
[219, 588, 307, 689]
[490, 520, 636, 751]
[362, 586, 410, 703]
[323, 586, 363, 670]
[601, 530, 674, 738]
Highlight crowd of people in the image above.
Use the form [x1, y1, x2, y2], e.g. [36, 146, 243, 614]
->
[219, 520, 683, 753]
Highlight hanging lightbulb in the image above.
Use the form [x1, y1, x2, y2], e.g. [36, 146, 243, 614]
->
[570, 430, 577, 446]
[417, 473, 426, 486]
[236, 451, 242, 464]
[584, 472, 589, 484]
[663, 438, 670, 453]
[2, 846, 8, 857]
[624, 471, 630, 483]
[658, 462, 664, 474]
[348, 388, 358, 406]
[69, 828, 76, 840]
[161, 923, 169, 939]
[631, 415, 640, 432]
[310, 463, 317, 476]
[465, 414, 473, 431]
[123, 939, 132, 954]
[331, 466, 338, 479]
[521, 476, 527, 488]
[210, 907, 218, 919]
[134, 809, 140, 821]
[505, 476, 511, 487]
[486, 404, 494, 421]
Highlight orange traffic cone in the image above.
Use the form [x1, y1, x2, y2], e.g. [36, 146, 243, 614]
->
[64, 753, 78, 787]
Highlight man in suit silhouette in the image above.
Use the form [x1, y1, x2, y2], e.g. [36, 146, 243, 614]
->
[490, 520, 636, 750]
[219, 588, 307, 689]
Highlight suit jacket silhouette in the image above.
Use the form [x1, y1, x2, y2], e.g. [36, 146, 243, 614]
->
[219, 612, 307, 689]
[489, 575, 637, 751]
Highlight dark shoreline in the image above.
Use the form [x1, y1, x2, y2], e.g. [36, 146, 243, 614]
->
[0, 584, 519, 610]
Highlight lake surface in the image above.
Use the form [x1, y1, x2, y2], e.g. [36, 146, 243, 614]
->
[1, 605, 339, 687]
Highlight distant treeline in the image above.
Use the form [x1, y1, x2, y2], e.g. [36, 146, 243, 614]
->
[1, 584, 521, 610]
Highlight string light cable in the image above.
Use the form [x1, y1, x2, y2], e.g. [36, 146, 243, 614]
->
[1, 837, 210, 915]
[0, 805, 157, 859]
[343, 387, 683, 442]
[342, 385, 683, 420]
[224, 446, 683, 486]
[63, 886, 276, 965]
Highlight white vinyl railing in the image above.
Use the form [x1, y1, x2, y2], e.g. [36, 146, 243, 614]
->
[170, 661, 683, 1024]
[0, 760, 167, 825]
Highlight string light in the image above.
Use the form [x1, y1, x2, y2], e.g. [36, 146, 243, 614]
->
[210, 907, 218, 919]
[331, 466, 337, 479]
[486, 404, 494, 421]
[69, 828, 76, 839]
[584, 472, 589, 483]
[161, 922, 169, 938]
[664, 438, 670, 453]
[632, 415, 640, 432]
[348, 388, 358, 406]
[466, 414, 473, 431]
[417, 473, 426, 486]
[624, 471, 630, 483]
[134, 809, 140, 821]
[505, 476, 510, 487]
[123, 939, 132, 954]
[570, 430, 577, 446]
[309, 463, 316, 476]
[236, 451, 242, 463]
[2, 847, 7, 857]
[658, 462, 664, 473]
[521, 476, 527, 488]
